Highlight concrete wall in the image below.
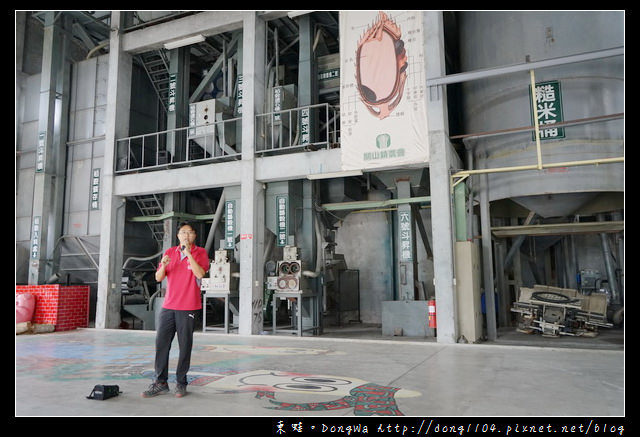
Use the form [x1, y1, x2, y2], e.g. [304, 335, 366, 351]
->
[334, 190, 435, 324]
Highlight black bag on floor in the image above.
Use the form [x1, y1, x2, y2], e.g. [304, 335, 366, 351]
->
[86, 384, 121, 400]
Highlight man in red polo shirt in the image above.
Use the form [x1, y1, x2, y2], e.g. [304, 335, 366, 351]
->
[142, 222, 209, 398]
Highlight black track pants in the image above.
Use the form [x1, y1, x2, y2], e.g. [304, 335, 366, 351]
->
[154, 308, 196, 386]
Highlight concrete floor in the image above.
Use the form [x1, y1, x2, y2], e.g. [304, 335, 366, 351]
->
[15, 326, 624, 421]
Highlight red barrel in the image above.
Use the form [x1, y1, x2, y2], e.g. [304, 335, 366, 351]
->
[428, 299, 437, 328]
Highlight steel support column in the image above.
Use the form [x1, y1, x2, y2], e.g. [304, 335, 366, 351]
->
[424, 11, 457, 344]
[479, 173, 497, 341]
[238, 12, 266, 335]
[96, 12, 133, 329]
[28, 12, 71, 285]
[395, 179, 418, 301]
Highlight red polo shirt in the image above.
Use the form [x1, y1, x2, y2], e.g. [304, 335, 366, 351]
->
[159, 245, 210, 311]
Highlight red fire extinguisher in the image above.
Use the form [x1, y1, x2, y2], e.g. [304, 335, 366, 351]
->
[428, 299, 437, 329]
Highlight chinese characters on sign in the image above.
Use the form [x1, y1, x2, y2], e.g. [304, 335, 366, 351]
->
[530, 80, 565, 141]
[364, 134, 406, 161]
[276, 195, 288, 247]
[31, 216, 41, 259]
[36, 132, 45, 173]
[300, 108, 310, 145]
[399, 210, 412, 262]
[90, 168, 100, 210]
[224, 200, 236, 249]
[235, 74, 243, 115]
[168, 74, 177, 113]
[273, 87, 282, 122]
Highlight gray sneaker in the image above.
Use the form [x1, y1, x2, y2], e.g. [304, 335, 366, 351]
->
[141, 381, 169, 398]
[174, 384, 187, 398]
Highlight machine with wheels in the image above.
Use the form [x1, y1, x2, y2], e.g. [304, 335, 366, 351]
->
[511, 285, 612, 337]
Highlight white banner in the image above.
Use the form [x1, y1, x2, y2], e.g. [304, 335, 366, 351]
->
[340, 11, 429, 171]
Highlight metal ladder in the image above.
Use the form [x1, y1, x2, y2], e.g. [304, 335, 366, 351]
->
[132, 194, 165, 243]
[137, 50, 171, 113]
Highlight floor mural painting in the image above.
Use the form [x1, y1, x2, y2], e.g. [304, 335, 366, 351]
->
[16, 330, 421, 416]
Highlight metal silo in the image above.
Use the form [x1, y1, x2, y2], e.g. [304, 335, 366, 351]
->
[458, 11, 624, 217]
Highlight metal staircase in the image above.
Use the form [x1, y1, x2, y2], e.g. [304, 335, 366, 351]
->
[137, 50, 171, 113]
[132, 194, 165, 243]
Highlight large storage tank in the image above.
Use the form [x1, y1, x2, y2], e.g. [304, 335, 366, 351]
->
[458, 11, 624, 217]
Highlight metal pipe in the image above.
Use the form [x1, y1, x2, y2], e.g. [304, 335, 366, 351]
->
[426, 46, 623, 87]
[85, 40, 109, 59]
[122, 250, 163, 270]
[204, 190, 226, 253]
[322, 195, 431, 211]
[598, 213, 620, 305]
[302, 215, 323, 278]
[450, 112, 623, 141]
[452, 156, 624, 188]
[503, 211, 536, 270]
[479, 173, 497, 341]
[529, 70, 543, 170]
[466, 146, 474, 241]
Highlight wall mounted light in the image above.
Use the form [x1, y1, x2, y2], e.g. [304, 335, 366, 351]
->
[163, 34, 205, 50]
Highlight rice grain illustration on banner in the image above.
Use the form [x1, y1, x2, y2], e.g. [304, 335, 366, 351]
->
[355, 11, 408, 120]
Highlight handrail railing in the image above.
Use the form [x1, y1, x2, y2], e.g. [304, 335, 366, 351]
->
[255, 103, 340, 154]
[115, 116, 242, 174]
[114, 102, 341, 174]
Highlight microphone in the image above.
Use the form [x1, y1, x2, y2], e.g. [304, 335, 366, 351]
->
[180, 245, 186, 251]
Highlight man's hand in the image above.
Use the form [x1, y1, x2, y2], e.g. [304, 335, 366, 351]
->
[180, 244, 192, 257]
[156, 255, 170, 282]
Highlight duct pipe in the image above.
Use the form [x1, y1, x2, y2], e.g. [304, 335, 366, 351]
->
[205, 190, 226, 253]
[86, 40, 109, 59]
[263, 230, 275, 261]
[123, 250, 163, 270]
[613, 210, 624, 298]
[303, 213, 323, 278]
[465, 147, 474, 241]
[598, 213, 620, 304]
[313, 27, 322, 53]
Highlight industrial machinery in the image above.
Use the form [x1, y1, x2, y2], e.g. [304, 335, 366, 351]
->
[579, 269, 603, 295]
[511, 285, 612, 337]
[276, 245, 305, 292]
[188, 97, 237, 158]
[266, 245, 320, 336]
[200, 248, 239, 333]
[121, 270, 162, 330]
[322, 242, 361, 327]
[266, 84, 298, 149]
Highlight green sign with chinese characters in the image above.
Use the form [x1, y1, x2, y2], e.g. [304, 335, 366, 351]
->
[224, 200, 236, 249]
[529, 80, 565, 141]
[31, 216, 41, 259]
[36, 132, 45, 173]
[168, 74, 177, 113]
[276, 195, 288, 247]
[398, 208, 412, 262]
[300, 108, 310, 145]
[90, 168, 100, 210]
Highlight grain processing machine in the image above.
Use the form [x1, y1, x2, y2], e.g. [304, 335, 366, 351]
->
[511, 285, 612, 337]
[200, 248, 239, 332]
